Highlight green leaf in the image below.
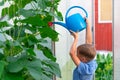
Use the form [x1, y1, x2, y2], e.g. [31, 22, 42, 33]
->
[0, 61, 6, 78]
[36, 0, 47, 9]
[27, 34, 39, 45]
[42, 60, 61, 78]
[7, 56, 28, 73]
[0, 21, 9, 28]
[3, 72, 24, 80]
[26, 59, 42, 80]
[39, 27, 59, 41]
[54, 0, 61, 3]
[20, 15, 44, 26]
[7, 56, 18, 63]
[3, 40, 23, 56]
[0, 40, 5, 48]
[14, 0, 32, 8]
[27, 48, 36, 56]
[5, 25, 26, 39]
[0, 0, 4, 6]
[49, 11, 63, 21]
[25, 25, 37, 34]
[41, 73, 52, 80]
[37, 44, 56, 61]
[1, 4, 18, 18]
[18, 9, 36, 18]
[0, 53, 4, 60]
[40, 45, 56, 62]
[56, 11, 63, 21]
[7, 61, 24, 73]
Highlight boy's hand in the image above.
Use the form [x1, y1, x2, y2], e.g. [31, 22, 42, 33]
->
[85, 17, 89, 25]
[70, 30, 79, 40]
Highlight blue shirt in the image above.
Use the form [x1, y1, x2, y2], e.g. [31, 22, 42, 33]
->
[73, 60, 97, 80]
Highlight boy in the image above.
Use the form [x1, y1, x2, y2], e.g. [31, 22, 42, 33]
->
[70, 18, 97, 80]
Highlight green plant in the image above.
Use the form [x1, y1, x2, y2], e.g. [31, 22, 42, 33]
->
[0, 0, 63, 80]
[95, 53, 113, 80]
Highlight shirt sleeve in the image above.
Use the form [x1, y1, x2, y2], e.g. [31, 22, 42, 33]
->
[77, 61, 97, 75]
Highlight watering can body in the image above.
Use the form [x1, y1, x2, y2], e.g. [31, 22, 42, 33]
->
[52, 6, 88, 32]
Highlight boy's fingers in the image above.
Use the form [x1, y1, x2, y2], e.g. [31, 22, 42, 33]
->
[69, 30, 74, 33]
[69, 30, 74, 34]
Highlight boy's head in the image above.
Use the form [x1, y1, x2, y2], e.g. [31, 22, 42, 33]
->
[77, 44, 96, 62]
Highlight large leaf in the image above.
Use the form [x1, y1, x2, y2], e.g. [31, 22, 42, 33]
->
[7, 54, 42, 80]
[40, 73, 52, 80]
[5, 25, 26, 39]
[42, 47, 56, 61]
[37, 44, 56, 61]
[20, 15, 44, 26]
[36, 0, 47, 9]
[27, 34, 39, 45]
[2, 72, 24, 80]
[3, 40, 23, 56]
[42, 60, 61, 78]
[56, 11, 63, 21]
[26, 59, 42, 80]
[0, 21, 9, 28]
[0, 61, 6, 79]
[0, 41, 5, 48]
[14, 0, 32, 8]
[1, 4, 18, 18]
[0, 53, 4, 60]
[18, 9, 36, 18]
[7, 58, 27, 73]
[0, 0, 4, 6]
[7, 54, 29, 73]
[49, 11, 63, 21]
[26, 48, 36, 56]
[39, 27, 59, 41]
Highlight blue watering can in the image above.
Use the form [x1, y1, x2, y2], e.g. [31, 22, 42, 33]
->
[52, 6, 88, 32]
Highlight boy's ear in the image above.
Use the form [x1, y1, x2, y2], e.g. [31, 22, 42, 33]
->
[82, 57, 88, 62]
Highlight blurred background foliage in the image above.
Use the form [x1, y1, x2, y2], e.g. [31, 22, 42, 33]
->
[95, 53, 113, 80]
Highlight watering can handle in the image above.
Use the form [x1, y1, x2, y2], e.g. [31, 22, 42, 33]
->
[65, 6, 88, 20]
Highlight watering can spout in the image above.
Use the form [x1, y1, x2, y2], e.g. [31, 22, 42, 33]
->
[52, 22, 67, 29]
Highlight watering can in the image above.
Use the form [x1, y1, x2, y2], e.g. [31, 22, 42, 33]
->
[51, 6, 88, 32]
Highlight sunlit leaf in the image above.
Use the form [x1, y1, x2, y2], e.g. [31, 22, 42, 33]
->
[18, 9, 36, 18]
[36, 0, 46, 9]
[1, 4, 18, 18]
[14, 0, 32, 8]
[20, 15, 44, 26]
[49, 11, 63, 21]
[0, 21, 9, 28]
[39, 27, 59, 41]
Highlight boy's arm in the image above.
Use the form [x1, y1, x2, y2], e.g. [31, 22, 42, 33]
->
[70, 32, 80, 66]
[86, 18, 92, 44]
